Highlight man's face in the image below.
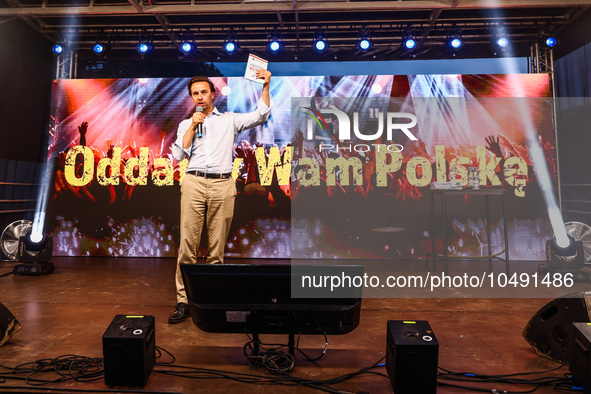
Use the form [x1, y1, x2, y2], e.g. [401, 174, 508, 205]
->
[190, 81, 215, 112]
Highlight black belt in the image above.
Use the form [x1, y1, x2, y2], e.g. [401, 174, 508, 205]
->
[187, 170, 231, 179]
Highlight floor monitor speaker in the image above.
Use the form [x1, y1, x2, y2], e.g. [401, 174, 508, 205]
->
[386, 320, 438, 394]
[570, 322, 591, 391]
[102, 315, 155, 387]
[0, 303, 21, 346]
[523, 292, 591, 364]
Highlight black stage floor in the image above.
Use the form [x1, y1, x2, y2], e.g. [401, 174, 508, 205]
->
[0, 256, 584, 393]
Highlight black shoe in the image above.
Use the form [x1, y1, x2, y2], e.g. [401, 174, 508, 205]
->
[168, 302, 190, 324]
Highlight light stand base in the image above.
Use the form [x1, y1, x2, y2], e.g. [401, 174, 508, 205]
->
[13, 262, 55, 276]
[537, 264, 591, 282]
[541, 239, 590, 282]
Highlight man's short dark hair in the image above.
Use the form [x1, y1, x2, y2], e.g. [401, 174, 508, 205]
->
[187, 76, 215, 95]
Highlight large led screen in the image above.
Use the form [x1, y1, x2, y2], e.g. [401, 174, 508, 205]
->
[47, 73, 554, 260]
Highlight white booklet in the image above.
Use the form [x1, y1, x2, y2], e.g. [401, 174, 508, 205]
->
[244, 53, 268, 84]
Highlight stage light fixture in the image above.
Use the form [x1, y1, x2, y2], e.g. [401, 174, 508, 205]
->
[137, 41, 151, 53]
[496, 37, 509, 48]
[315, 39, 326, 51]
[404, 38, 416, 50]
[450, 38, 462, 49]
[545, 36, 558, 48]
[181, 42, 193, 53]
[25, 232, 48, 252]
[93, 40, 111, 56]
[545, 234, 584, 270]
[225, 42, 236, 53]
[401, 29, 418, 51]
[52, 44, 64, 55]
[179, 30, 195, 55]
[447, 30, 463, 51]
[267, 32, 283, 53]
[224, 30, 239, 54]
[313, 30, 328, 53]
[13, 225, 54, 274]
[93, 43, 105, 54]
[136, 33, 154, 56]
[493, 27, 510, 50]
[92, 31, 111, 56]
[52, 36, 67, 55]
[357, 28, 373, 51]
[29, 231, 43, 244]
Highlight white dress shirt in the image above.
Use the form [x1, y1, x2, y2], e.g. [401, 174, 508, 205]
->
[172, 99, 271, 174]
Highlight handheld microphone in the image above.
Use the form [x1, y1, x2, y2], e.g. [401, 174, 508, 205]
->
[195, 106, 203, 138]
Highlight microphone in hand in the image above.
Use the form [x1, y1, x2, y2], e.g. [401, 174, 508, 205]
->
[195, 106, 203, 138]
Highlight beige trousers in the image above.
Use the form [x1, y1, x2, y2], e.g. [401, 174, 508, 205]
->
[175, 174, 236, 303]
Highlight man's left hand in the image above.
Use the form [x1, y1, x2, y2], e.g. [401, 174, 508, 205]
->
[256, 69, 272, 85]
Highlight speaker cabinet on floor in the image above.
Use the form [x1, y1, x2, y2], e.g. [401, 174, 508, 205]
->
[386, 320, 438, 394]
[523, 292, 591, 364]
[0, 303, 21, 346]
[570, 322, 591, 392]
[102, 315, 155, 387]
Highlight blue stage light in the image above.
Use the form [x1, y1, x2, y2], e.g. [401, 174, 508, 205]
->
[404, 38, 417, 50]
[359, 38, 371, 51]
[267, 31, 283, 53]
[312, 30, 328, 53]
[225, 41, 236, 53]
[269, 40, 280, 52]
[356, 28, 372, 51]
[446, 29, 463, 52]
[401, 28, 419, 51]
[545, 37, 557, 47]
[223, 30, 239, 54]
[138, 43, 149, 54]
[52, 44, 63, 55]
[315, 39, 326, 51]
[93, 43, 105, 54]
[181, 42, 193, 53]
[450, 37, 462, 49]
[178, 30, 195, 56]
[136, 33, 153, 56]
[496, 37, 509, 48]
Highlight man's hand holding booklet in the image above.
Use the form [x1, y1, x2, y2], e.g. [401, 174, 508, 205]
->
[245, 53, 269, 84]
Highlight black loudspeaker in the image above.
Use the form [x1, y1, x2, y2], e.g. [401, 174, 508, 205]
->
[0, 303, 22, 346]
[523, 292, 591, 364]
[570, 323, 591, 392]
[386, 320, 439, 394]
[102, 315, 155, 387]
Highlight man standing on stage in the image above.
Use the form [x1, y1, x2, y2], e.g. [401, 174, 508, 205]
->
[169, 70, 272, 324]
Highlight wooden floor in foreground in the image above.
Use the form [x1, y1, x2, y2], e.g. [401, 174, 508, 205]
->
[0, 256, 581, 393]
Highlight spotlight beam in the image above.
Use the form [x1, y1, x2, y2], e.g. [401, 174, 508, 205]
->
[30, 160, 55, 244]
[489, 5, 570, 249]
